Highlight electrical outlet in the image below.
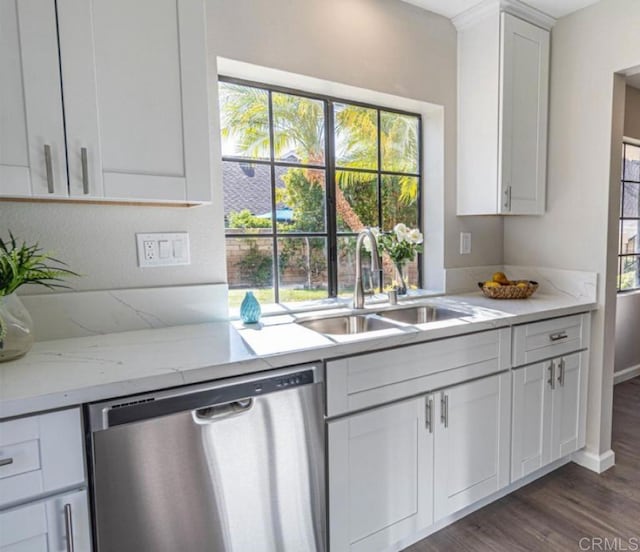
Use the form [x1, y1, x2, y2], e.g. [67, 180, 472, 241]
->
[460, 232, 471, 255]
[136, 233, 190, 267]
[143, 240, 158, 262]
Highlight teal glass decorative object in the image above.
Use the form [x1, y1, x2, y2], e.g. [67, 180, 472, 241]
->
[240, 291, 261, 324]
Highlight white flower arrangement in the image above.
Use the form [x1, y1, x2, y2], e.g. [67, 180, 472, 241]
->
[369, 223, 423, 266]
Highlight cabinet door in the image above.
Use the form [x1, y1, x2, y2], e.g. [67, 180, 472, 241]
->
[56, 0, 211, 203]
[0, 489, 91, 552]
[434, 372, 511, 521]
[328, 397, 434, 552]
[499, 13, 549, 215]
[551, 353, 584, 461]
[511, 361, 553, 482]
[0, 0, 67, 197]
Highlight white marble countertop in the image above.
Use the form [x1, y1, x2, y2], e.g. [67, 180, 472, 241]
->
[0, 290, 597, 419]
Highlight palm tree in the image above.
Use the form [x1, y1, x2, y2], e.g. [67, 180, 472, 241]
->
[219, 83, 419, 234]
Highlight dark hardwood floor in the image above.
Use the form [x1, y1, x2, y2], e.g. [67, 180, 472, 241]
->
[405, 377, 640, 551]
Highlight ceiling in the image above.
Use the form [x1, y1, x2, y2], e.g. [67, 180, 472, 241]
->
[401, 0, 600, 19]
[627, 73, 640, 90]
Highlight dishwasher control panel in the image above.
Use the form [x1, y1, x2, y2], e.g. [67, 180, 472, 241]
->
[270, 370, 314, 391]
[89, 364, 321, 430]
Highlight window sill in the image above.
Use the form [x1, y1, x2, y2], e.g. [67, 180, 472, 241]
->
[227, 288, 443, 322]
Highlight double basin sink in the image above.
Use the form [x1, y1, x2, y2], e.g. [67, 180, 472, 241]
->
[297, 304, 465, 336]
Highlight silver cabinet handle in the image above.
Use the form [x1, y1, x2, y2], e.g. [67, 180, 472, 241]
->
[0, 457, 14, 467]
[441, 393, 449, 428]
[44, 144, 54, 193]
[80, 147, 89, 195]
[557, 358, 565, 387]
[549, 331, 568, 342]
[425, 396, 433, 433]
[504, 185, 512, 210]
[548, 361, 556, 390]
[64, 503, 74, 552]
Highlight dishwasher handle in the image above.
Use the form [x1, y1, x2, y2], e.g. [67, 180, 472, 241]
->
[88, 363, 322, 431]
[193, 398, 253, 423]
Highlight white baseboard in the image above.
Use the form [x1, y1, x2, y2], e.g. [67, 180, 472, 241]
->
[572, 448, 616, 473]
[614, 364, 640, 384]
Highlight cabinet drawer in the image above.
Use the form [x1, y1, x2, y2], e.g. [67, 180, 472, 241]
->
[326, 329, 510, 417]
[0, 440, 40, 481]
[512, 314, 590, 367]
[0, 409, 85, 508]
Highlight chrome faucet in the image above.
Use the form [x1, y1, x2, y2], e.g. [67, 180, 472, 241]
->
[353, 228, 381, 309]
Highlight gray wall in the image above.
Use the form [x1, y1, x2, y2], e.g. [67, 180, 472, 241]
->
[0, 0, 503, 296]
[615, 84, 640, 374]
[624, 85, 640, 139]
[206, 0, 502, 271]
[503, 0, 640, 458]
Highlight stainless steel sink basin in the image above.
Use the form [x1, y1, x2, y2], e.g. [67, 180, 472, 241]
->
[377, 306, 464, 324]
[297, 315, 397, 335]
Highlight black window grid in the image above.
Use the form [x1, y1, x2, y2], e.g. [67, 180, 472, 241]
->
[618, 142, 640, 293]
[220, 76, 423, 303]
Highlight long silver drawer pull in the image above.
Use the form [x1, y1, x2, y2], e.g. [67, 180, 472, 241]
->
[425, 396, 433, 433]
[81, 147, 89, 195]
[44, 144, 54, 193]
[549, 331, 568, 342]
[0, 457, 14, 467]
[558, 358, 565, 387]
[441, 393, 449, 428]
[548, 361, 556, 390]
[64, 503, 74, 552]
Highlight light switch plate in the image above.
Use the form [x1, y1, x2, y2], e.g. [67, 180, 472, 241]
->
[460, 232, 471, 255]
[136, 232, 190, 267]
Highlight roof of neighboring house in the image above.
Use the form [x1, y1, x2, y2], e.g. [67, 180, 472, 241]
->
[223, 162, 272, 217]
[223, 152, 299, 217]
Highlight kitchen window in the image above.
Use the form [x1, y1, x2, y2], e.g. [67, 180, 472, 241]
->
[219, 78, 422, 306]
[618, 141, 640, 292]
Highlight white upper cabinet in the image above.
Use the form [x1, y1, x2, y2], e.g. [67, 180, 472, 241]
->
[57, 0, 212, 203]
[456, 3, 551, 215]
[0, 0, 67, 198]
[0, 0, 212, 204]
[499, 13, 549, 214]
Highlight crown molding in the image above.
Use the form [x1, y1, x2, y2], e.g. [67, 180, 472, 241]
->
[453, 0, 556, 31]
[453, 0, 499, 30]
[501, 0, 556, 29]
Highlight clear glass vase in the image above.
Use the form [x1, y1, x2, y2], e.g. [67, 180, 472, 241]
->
[0, 294, 34, 362]
[393, 262, 408, 295]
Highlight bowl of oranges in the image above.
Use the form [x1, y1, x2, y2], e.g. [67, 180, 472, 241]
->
[478, 272, 539, 299]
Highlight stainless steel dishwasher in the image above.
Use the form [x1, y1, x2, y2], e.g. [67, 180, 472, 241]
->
[87, 364, 325, 552]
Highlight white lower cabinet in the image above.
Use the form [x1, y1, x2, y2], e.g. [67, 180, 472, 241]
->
[433, 372, 511, 521]
[511, 352, 586, 482]
[328, 372, 511, 551]
[0, 407, 91, 551]
[0, 489, 91, 552]
[328, 397, 434, 552]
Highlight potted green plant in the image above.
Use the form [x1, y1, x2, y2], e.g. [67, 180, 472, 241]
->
[0, 233, 77, 362]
